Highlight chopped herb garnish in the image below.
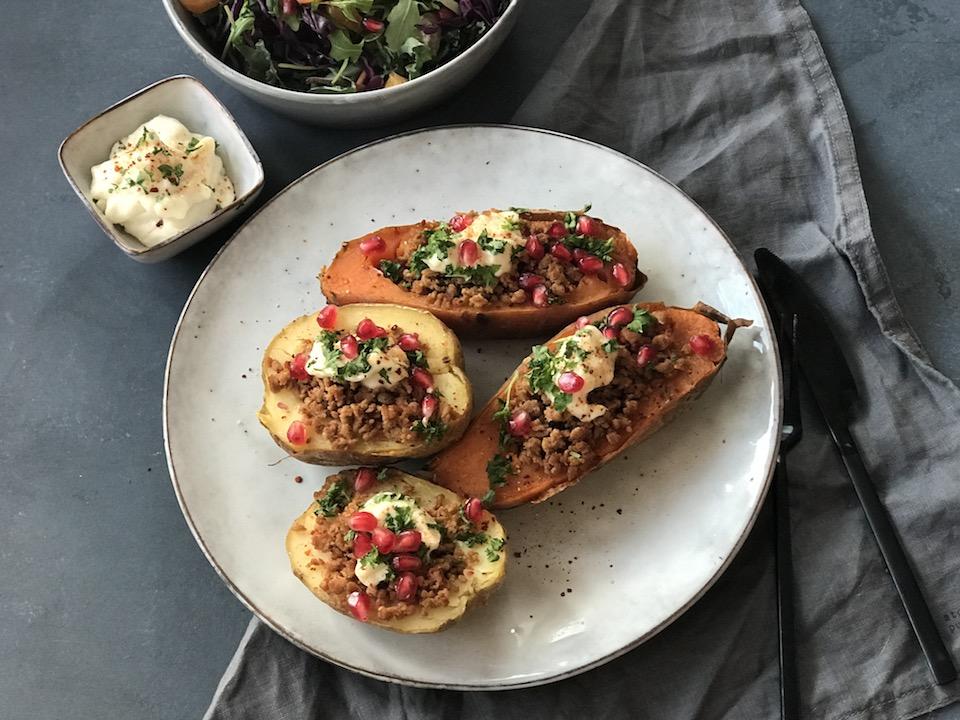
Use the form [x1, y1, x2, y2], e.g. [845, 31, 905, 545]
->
[625, 307, 654, 334]
[456, 530, 489, 547]
[315, 481, 350, 517]
[186, 136, 202, 153]
[344, 529, 357, 543]
[486, 453, 513, 490]
[486, 537, 506, 562]
[405, 349, 427, 368]
[370, 491, 405, 504]
[359, 547, 388, 569]
[384, 504, 415, 533]
[481, 489, 496, 506]
[563, 234, 614, 263]
[409, 224, 455, 277]
[376, 468, 389, 482]
[413, 417, 447, 442]
[602, 338, 620, 353]
[378, 368, 390, 383]
[158, 163, 184, 186]
[378, 259, 404, 284]
[443, 264, 500, 287]
[477, 230, 507, 254]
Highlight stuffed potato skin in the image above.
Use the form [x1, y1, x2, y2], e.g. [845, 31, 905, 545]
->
[286, 469, 507, 633]
[319, 209, 646, 338]
[258, 304, 472, 465]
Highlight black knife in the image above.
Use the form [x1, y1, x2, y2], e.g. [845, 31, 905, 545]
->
[754, 248, 957, 685]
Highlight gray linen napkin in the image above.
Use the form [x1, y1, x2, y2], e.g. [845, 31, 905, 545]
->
[204, 0, 960, 717]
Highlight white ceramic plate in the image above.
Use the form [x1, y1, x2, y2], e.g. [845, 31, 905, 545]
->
[164, 126, 781, 689]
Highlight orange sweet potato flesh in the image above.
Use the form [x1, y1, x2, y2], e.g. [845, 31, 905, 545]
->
[319, 210, 646, 338]
[429, 302, 750, 508]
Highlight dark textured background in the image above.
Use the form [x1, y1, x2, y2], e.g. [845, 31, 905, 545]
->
[0, 1, 956, 718]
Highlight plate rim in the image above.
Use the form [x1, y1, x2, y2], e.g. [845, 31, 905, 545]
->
[163, 123, 783, 690]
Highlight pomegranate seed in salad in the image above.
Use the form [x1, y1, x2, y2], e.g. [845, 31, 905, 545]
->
[547, 221, 566, 239]
[392, 554, 422, 572]
[286, 421, 307, 445]
[525, 235, 545, 260]
[356, 318, 386, 340]
[316, 305, 337, 329]
[359, 234, 385, 255]
[354, 467, 377, 493]
[372, 526, 396, 553]
[411, 367, 434, 390]
[550, 243, 573, 262]
[518, 273, 545, 290]
[531, 285, 550, 307]
[395, 573, 418, 602]
[612, 263, 631, 287]
[508, 410, 532, 438]
[464, 497, 484, 523]
[353, 533, 373, 558]
[557, 371, 585, 393]
[421, 394, 438, 420]
[449, 214, 473, 232]
[690, 334, 715, 356]
[340, 334, 359, 360]
[637, 345, 657, 367]
[361, 17, 384, 32]
[349, 511, 377, 533]
[290, 353, 309, 381]
[397, 333, 420, 351]
[347, 591, 371, 621]
[393, 530, 422, 553]
[607, 306, 634, 327]
[458, 239, 479, 266]
[576, 215, 597, 236]
[578, 255, 603, 274]
[575, 316, 591, 329]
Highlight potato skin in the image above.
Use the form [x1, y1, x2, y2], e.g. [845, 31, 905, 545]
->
[258, 304, 472, 465]
[286, 469, 507, 633]
[430, 302, 750, 508]
[319, 210, 646, 338]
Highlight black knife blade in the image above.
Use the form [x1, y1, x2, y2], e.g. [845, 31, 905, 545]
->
[754, 248, 957, 686]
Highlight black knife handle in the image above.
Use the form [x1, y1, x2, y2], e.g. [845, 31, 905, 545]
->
[774, 457, 800, 720]
[832, 425, 957, 685]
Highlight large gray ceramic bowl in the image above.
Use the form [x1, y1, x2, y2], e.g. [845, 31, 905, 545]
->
[161, 0, 520, 127]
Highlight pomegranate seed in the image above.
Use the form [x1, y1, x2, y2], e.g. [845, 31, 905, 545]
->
[525, 235, 545, 260]
[571, 248, 587, 261]
[372, 527, 396, 553]
[458, 239, 479, 266]
[519, 272, 545, 290]
[359, 234, 385, 255]
[349, 511, 377, 533]
[578, 254, 603, 274]
[392, 554, 422, 572]
[398, 333, 420, 351]
[449, 214, 473, 232]
[395, 573, 418, 602]
[547, 221, 566, 239]
[393, 530, 422, 553]
[411, 367, 434, 390]
[316, 306, 337, 329]
[637, 345, 657, 367]
[281, 0, 298, 14]
[607, 306, 634, 327]
[557, 371, 585, 393]
[354, 467, 376, 493]
[690, 334, 715, 356]
[353, 533, 373, 558]
[602, 327, 620, 343]
[286, 421, 307, 445]
[464, 497, 483, 523]
[508, 410, 531, 438]
[356, 318, 386, 340]
[531, 285, 549, 307]
[361, 17, 384, 32]
[575, 316, 591, 329]
[421, 394, 438, 420]
[290, 353, 309, 381]
[550, 243, 573, 262]
[340, 334, 359, 359]
[612, 263, 631, 287]
[576, 215, 597, 236]
[347, 591, 370, 621]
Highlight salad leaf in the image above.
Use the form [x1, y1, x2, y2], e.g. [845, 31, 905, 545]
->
[235, 40, 280, 85]
[329, 29, 364, 62]
[325, 0, 375, 22]
[385, 0, 421, 53]
[400, 36, 434, 79]
[223, 0, 255, 59]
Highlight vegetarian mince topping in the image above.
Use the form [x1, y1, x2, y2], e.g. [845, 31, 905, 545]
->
[310, 470, 505, 622]
[267, 311, 451, 448]
[373, 207, 631, 308]
[483, 306, 704, 500]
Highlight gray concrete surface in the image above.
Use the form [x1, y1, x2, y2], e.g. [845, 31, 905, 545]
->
[0, 1, 956, 718]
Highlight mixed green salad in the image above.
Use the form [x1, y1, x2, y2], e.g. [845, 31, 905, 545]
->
[192, 0, 508, 93]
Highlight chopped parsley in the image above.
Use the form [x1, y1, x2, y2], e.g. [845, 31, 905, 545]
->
[158, 163, 184, 186]
[376, 468, 389, 482]
[502, 216, 522, 232]
[442, 264, 500, 287]
[626, 307, 654, 334]
[409, 224, 455, 276]
[456, 530, 488, 547]
[378, 259, 404, 284]
[358, 548, 393, 581]
[486, 453, 513, 491]
[378, 368, 390, 383]
[185, 136, 202, 153]
[370, 491, 406, 504]
[343, 529, 357, 543]
[314, 481, 350, 517]
[334, 335, 390, 381]
[563, 234, 614, 263]
[413, 417, 447, 442]
[384, 504, 415, 533]
[486, 537, 506, 562]
[405, 349, 428, 368]
[602, 338, 620, 353]
[477, 229, 507, 254]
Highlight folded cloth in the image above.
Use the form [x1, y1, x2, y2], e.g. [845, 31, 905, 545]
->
[205, 0, 960, 718]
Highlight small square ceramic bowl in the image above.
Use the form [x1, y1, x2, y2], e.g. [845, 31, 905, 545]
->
[58, 75, 264, 263]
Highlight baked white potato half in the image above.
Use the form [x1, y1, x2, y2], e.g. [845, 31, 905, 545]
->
[287, 468, 507, 633]
[258, 303, 472, 465]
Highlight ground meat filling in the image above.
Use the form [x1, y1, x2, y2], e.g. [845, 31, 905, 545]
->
[267, 326, 454, 449]
[501, 314, 691, 480]
[309, 472, 491, 621]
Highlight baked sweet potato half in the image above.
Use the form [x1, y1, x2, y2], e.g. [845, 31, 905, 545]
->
[319, 208, 646, 338]
[430, 302, 751, 508]
[287, 467, 507, 633]
[258, 303, 472, 465]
